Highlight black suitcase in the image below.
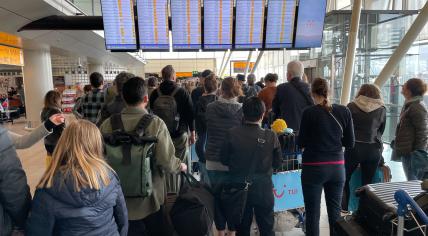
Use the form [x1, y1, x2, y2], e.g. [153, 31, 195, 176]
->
[356, 180, 423, 235]
[335, 215, 370, 236]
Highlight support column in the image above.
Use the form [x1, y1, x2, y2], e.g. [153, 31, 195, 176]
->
[88, 63, 104, 76]
[218, 51, 228, 76]
[374, 1, 428, 87]
[220, 50, 233, 78]
[340, 0, 362, 105]
[250, 51, 265, 74]
[244, 51, 253, 78]
[22, 48, 54, 129]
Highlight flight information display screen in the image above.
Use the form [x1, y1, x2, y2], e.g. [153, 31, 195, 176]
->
[203, 0, 233, 50]
[100, 0, 137, 50]
[294, 0, 327, 48]
[137, 0, 169, 50]
[171, 0, 202, 50]
[235, 0, 265, 49]
[265, 0, 296, 49]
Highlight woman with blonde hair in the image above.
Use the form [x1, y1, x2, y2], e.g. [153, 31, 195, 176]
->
[27, 120, 128, 236]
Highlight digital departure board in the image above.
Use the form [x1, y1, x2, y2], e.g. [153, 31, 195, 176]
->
[137, 0, 169, 50]
[204, 0, 233, 50]
[295, 0, 327, 48]
[100, 0, 137, 50]
[265, 0, 296, 49]
[171, 0, 202, 50]
[235, 0, 265, 49]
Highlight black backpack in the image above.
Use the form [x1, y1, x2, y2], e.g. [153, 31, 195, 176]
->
[170, 173, 214, 236]
[152, 88, 180, 134]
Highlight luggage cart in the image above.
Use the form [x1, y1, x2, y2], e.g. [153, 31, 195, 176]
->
[393, 189, 428, 236]
[273, 132, 305, 233]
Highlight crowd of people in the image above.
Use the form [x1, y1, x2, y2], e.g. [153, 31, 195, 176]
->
[0, 60, 426, 236]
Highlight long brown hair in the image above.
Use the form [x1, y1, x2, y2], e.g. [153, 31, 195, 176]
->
[44, 90, 61, 109]
[37, 120, 113, 191]
[357, 84, 381, 99]
[221, 77, 242, 99]
[311, 78, 332, 112]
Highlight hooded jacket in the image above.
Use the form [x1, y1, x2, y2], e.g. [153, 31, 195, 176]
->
[205, 97, 243, 171]
[26, 171, 128, 236]
[348, 96, 386, 145]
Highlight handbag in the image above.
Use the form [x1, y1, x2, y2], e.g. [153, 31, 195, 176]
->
[219, 130, 267, 227]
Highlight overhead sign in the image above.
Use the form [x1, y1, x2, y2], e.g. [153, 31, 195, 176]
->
[137, 0, 170, 50]
[171, 0, 202, 50]
[100, 0, 138, 50]
[0, 32, 22, 48]
[203, 0, 234, 50]
[0, 45, 24, 66]
[235, 0, 265, 49]
[294, 0, 327, 48]
[232, 61, 255, 74]
[265, 0, 296, 49]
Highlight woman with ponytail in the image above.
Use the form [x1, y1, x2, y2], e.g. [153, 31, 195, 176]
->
[298, 78, 355, 236]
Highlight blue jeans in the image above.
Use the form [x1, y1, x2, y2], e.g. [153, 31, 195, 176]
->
[402, 150, 428, 181]
[302, 165, 345, 236]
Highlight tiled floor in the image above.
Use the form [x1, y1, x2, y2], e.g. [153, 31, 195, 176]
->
[6, 118, 407, 236]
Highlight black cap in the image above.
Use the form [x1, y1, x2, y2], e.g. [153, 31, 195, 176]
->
[237, 74, 245, 81]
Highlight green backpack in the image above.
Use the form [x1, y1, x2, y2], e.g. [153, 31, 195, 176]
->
[104, 114, 157, 198]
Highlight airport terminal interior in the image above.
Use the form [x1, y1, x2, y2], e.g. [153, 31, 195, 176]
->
[0, 0, 428, 235]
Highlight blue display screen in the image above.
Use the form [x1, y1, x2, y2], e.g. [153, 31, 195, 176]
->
[137, 0, 170, 50]
[100, 0, 138, 50]
[294, 0, 327, 48]
[171, 0, 202, 50]
[265, 0, 296, 49]
[203, 0, 234, 50]
[235, 0, 265, 49]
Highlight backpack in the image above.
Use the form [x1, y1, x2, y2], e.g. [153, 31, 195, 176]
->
[152, 88, 180, 134]
[170, 172, 214, 236]
[195, 95, 217, 131]
[104, 114, 157, 197]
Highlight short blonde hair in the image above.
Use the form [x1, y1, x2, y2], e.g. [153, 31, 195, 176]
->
[38, 120, 113, 191]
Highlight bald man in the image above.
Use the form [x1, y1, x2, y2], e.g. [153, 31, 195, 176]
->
[272, 60, 314, 132]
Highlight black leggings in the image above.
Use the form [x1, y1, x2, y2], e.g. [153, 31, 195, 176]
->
[342, 142, 382, 211]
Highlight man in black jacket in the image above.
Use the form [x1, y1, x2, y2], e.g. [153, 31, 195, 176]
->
[0, 126, 31, 236]
[221, 97, 282, 236]
[150, 65, 195, 193]
[272, 60, 313, 132]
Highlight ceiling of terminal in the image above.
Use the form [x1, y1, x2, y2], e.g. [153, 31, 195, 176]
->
[0, 0, 144, 68]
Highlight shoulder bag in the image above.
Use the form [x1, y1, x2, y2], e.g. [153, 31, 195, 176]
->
[219, 130, 267, 227]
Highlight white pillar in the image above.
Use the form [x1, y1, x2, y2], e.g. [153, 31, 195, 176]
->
[244, 51, 253, 78]
[220, 51, 233, 78]
[88, 64, 104, 76]
[340, 0, 362, 105]
[374, 1, 428, 87]
[22, 48, 54, 128]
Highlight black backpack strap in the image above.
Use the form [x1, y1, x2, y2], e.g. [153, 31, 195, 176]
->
[170, 87, 180, 97]
[111, 114, 125, 132]
[157, 88, 163, 96]
[290, 81, 313, 106]
[135, 114, 155, 136]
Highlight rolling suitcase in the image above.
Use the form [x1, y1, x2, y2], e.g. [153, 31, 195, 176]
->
[348, 165, 392, 211]
[335, 215, 370, 236]
[356, 181, 423, 235]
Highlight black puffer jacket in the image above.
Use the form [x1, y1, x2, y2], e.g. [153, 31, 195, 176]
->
[0, 126, 31, 236]
[395, 97, 428, 156]
[26, 171, 128, 236]
[205, 98, 243, 165]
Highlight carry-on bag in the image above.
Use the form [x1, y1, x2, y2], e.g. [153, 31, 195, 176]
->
[335, 215, 370, 236]
[356, 181, 423, 235]
[170, 172, 214, 236]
